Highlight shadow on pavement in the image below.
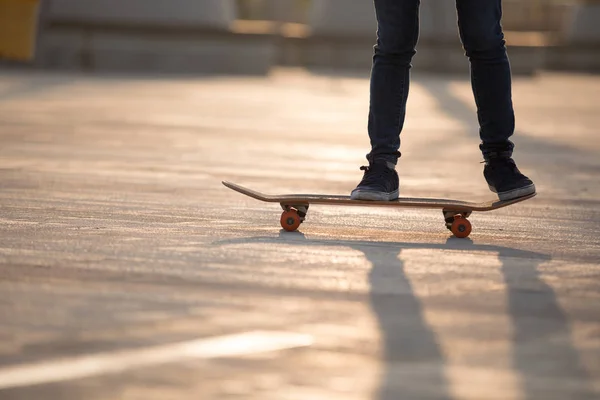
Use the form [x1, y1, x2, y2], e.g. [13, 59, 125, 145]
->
[216, 232, 595, 399]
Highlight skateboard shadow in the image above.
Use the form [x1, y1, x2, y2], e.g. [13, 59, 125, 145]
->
[215, 232, 594, 400]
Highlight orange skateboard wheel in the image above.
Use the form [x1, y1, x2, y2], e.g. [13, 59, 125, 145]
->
[280, 210, 301, 232]
[451, 216, 472, 238]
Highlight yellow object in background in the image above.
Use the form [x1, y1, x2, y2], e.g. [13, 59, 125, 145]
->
[0, 0, 40, 61]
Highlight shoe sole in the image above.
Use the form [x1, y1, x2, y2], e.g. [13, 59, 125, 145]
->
[350, 189, 399, 201]
[492, 183, 536, 201]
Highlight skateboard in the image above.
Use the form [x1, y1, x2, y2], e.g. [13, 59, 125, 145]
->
[222, 181, 536, 238]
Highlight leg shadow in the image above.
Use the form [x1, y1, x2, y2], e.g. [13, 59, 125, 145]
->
[361, 243, 451, 400]
[416, 76, 597, 399]
[499, 249, 595, 399]
[215, 233, 595, 398]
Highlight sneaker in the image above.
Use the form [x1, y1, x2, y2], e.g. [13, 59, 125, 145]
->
[351, 160, 399, 201]
[484, 157, 536, 201]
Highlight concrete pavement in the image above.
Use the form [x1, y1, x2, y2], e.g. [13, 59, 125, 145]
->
[0, 68, 599, 399]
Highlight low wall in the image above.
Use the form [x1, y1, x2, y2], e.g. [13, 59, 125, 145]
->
[35, 0, 277, 75]
[6, 0, 598, 74]
[48, 0, 236, 30]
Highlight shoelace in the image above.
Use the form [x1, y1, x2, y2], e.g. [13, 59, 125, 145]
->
[359, 164, 391, 183]
[485, 159, 523, 187]
[483, 158, 518, 170]
[491, 160, 518, 172]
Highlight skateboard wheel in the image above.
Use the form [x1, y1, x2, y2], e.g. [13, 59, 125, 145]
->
[280, 210, 301, 232]
[451, 216, 472, 238]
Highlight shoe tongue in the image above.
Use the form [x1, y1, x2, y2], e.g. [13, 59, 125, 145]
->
[372, 160, 396, 170]
[487, 157, 513, 165]
[384, 161, 396, 170]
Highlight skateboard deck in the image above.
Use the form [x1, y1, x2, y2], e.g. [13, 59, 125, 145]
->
[222, 181, 536, 238]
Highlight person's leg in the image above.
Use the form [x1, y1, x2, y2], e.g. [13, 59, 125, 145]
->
[456, 0, 514, 157]
[367, 0, 420, 165]
[456, 0, 535, 200]
[351, 0, 420, 201]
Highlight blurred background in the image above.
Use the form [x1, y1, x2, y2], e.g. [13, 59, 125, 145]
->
[2, 0, 600, 75]
[1, 2, 600, 399]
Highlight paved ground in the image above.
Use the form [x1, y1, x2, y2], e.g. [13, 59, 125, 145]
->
[0, 67, 599, 400]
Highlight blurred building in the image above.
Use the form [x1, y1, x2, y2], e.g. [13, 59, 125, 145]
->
[14, 0, 600, 74]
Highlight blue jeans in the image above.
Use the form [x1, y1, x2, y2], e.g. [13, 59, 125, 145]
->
[368, 0, 515, 164]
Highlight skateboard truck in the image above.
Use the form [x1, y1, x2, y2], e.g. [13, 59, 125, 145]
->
[443, 209, 472, 238]
[280, 203, 309, 231]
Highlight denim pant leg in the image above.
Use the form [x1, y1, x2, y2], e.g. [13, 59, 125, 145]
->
[456, 0, 516, 159]
[367, 0, 420, 165]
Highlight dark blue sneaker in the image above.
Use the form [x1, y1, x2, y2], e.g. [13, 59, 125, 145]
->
[484, 157, 536, 201]
[351, 160, 399, 201]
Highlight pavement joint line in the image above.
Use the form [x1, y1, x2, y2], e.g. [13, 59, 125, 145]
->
[0, 330, 313, 390]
